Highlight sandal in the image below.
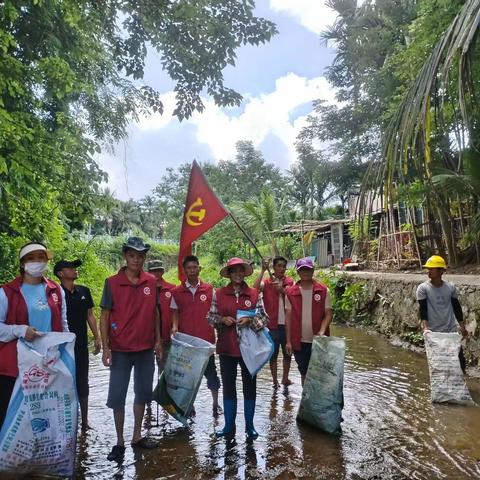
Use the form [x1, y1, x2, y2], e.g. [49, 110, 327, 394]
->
[107, 444, 126, 461]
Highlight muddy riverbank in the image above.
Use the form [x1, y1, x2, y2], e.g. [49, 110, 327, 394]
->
[59, 325, 480, 479]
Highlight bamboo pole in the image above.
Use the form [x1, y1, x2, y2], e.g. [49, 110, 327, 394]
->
[408, 207, 423, 269]
[300, 217, 306, 257]
[376, 214, 383, 270]
[228, 212, 273, 279]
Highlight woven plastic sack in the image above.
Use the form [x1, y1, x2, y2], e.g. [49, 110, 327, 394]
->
[0, 332, 78, 476]
[424, 331, 474, 405]
[153, 332, 215, 425]
[297, 336, 345, 434]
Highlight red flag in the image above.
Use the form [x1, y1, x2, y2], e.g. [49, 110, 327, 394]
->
[178, 160, 228, 280]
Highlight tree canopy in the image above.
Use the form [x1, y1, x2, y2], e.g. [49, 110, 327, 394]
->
[0, 0, 277, 281]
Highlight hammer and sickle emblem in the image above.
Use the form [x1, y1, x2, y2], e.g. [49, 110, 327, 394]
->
[186, 197, 206, 226]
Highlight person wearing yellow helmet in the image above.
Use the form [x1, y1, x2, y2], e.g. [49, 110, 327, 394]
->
[416, 255, 468, 372]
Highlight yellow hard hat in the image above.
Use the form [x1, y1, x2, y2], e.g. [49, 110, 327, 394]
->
[423, 255, 447, 269]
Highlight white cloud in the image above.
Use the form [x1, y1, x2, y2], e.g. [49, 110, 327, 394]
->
[191, 74, 334, 163]
[136, 73, 335, 166]
[135, 91, 178, 131]
[269, 0, 337, 34]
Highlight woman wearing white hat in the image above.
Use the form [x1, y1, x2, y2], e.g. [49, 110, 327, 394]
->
[0, 242, 68, 429]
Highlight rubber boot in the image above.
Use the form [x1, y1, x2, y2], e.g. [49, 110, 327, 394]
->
[244, 399, 258, 440]
[216, 399, 236, 439]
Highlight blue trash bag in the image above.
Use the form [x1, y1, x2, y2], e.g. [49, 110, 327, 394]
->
[236, 309, 274, 377]
[297, 335, 345, 434]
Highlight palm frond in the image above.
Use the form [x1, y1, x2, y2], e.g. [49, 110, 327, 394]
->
[360, 0, 480, 205]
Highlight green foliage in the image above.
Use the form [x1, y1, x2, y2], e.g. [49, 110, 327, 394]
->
[400, 330, 425, 347]
[317, 270, 373, 324]
[349, 215, 372, 241]
[302, 0, 480, 266]
[432, 150, 480, 245]
[50, 236, 114, 310]
[238, 189, 290, 257]
[0, 0, 277, 283]
[357, 0, 480, 264]
[298, 0, 418, 198]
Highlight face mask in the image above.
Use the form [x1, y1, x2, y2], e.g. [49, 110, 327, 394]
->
[24, 262, 48, 278]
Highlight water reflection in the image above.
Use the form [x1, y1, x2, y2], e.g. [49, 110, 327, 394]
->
[61, 325, 480, 478]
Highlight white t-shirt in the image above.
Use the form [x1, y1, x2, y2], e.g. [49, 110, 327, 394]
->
[416, 280, 458, 332]
[285, 287, 332, 343]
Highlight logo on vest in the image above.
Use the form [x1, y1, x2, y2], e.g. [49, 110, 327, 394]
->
[245, 300, 252, 307]
[200, 294, 207, 302]
[51, 292, 59, 303]
[143, 287, 151, 296]
[165, 291, 172, 298]
[186, 197, 206, 226]
[314, 293, 322, 302]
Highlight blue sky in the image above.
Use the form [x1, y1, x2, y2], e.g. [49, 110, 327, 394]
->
[98, 0, 337, 200]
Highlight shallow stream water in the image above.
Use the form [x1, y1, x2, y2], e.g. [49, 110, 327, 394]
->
[69, 326, 480, 479]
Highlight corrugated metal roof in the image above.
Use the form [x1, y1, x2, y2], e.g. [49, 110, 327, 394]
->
[273, 218, 351, 233]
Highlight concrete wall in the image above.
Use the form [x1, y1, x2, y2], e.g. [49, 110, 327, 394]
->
[343, 272, 480, 366]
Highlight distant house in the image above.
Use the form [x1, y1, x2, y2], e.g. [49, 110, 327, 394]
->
[274, 219, 352, 267]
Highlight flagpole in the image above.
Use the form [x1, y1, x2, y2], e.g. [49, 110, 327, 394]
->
[228, 212, 274, 280]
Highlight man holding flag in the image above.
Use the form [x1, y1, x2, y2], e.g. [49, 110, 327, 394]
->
[170, 255, 221, 416]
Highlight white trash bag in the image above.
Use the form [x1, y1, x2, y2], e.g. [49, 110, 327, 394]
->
[297, 335, 345, 434]
[153, 332, 215, 424]
[0, 332, 78, 476]
[237, 309, 274, 377]
[424, 331, 474, 405]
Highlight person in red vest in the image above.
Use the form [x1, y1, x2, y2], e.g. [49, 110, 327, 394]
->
[253, 256, 294, 388]
[208, 257, 269, 441]
[170, 255, 221, 416]
[147, 260, 176, 372]
[285, 257, 333, 386]
[0, 242, 69, 430]
[100, 237, 162, 462]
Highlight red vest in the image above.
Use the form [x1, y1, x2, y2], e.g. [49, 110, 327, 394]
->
[262, 276, 294, 329]
[285, 281, 329, 351]
[171, 281, 215, 344]
[215, 284, 259, 357]
[158, 279, 176, 341]
[0, 276, 63, 378]
[107, 269, 157, 352]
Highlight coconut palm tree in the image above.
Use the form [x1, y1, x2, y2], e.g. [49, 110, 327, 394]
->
[238, 189, 289, 256]
[358, 0, 480, 265]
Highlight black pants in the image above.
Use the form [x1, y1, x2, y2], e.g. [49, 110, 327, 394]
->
[219, 355, 256, 401]
[0, 375, 16, 431]
[459, 347, 467, 374]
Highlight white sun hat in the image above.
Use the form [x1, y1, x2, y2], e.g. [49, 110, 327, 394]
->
[19, 242, 53, 261]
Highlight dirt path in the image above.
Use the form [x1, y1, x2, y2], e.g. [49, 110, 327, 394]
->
[343, 270, 480, 286]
